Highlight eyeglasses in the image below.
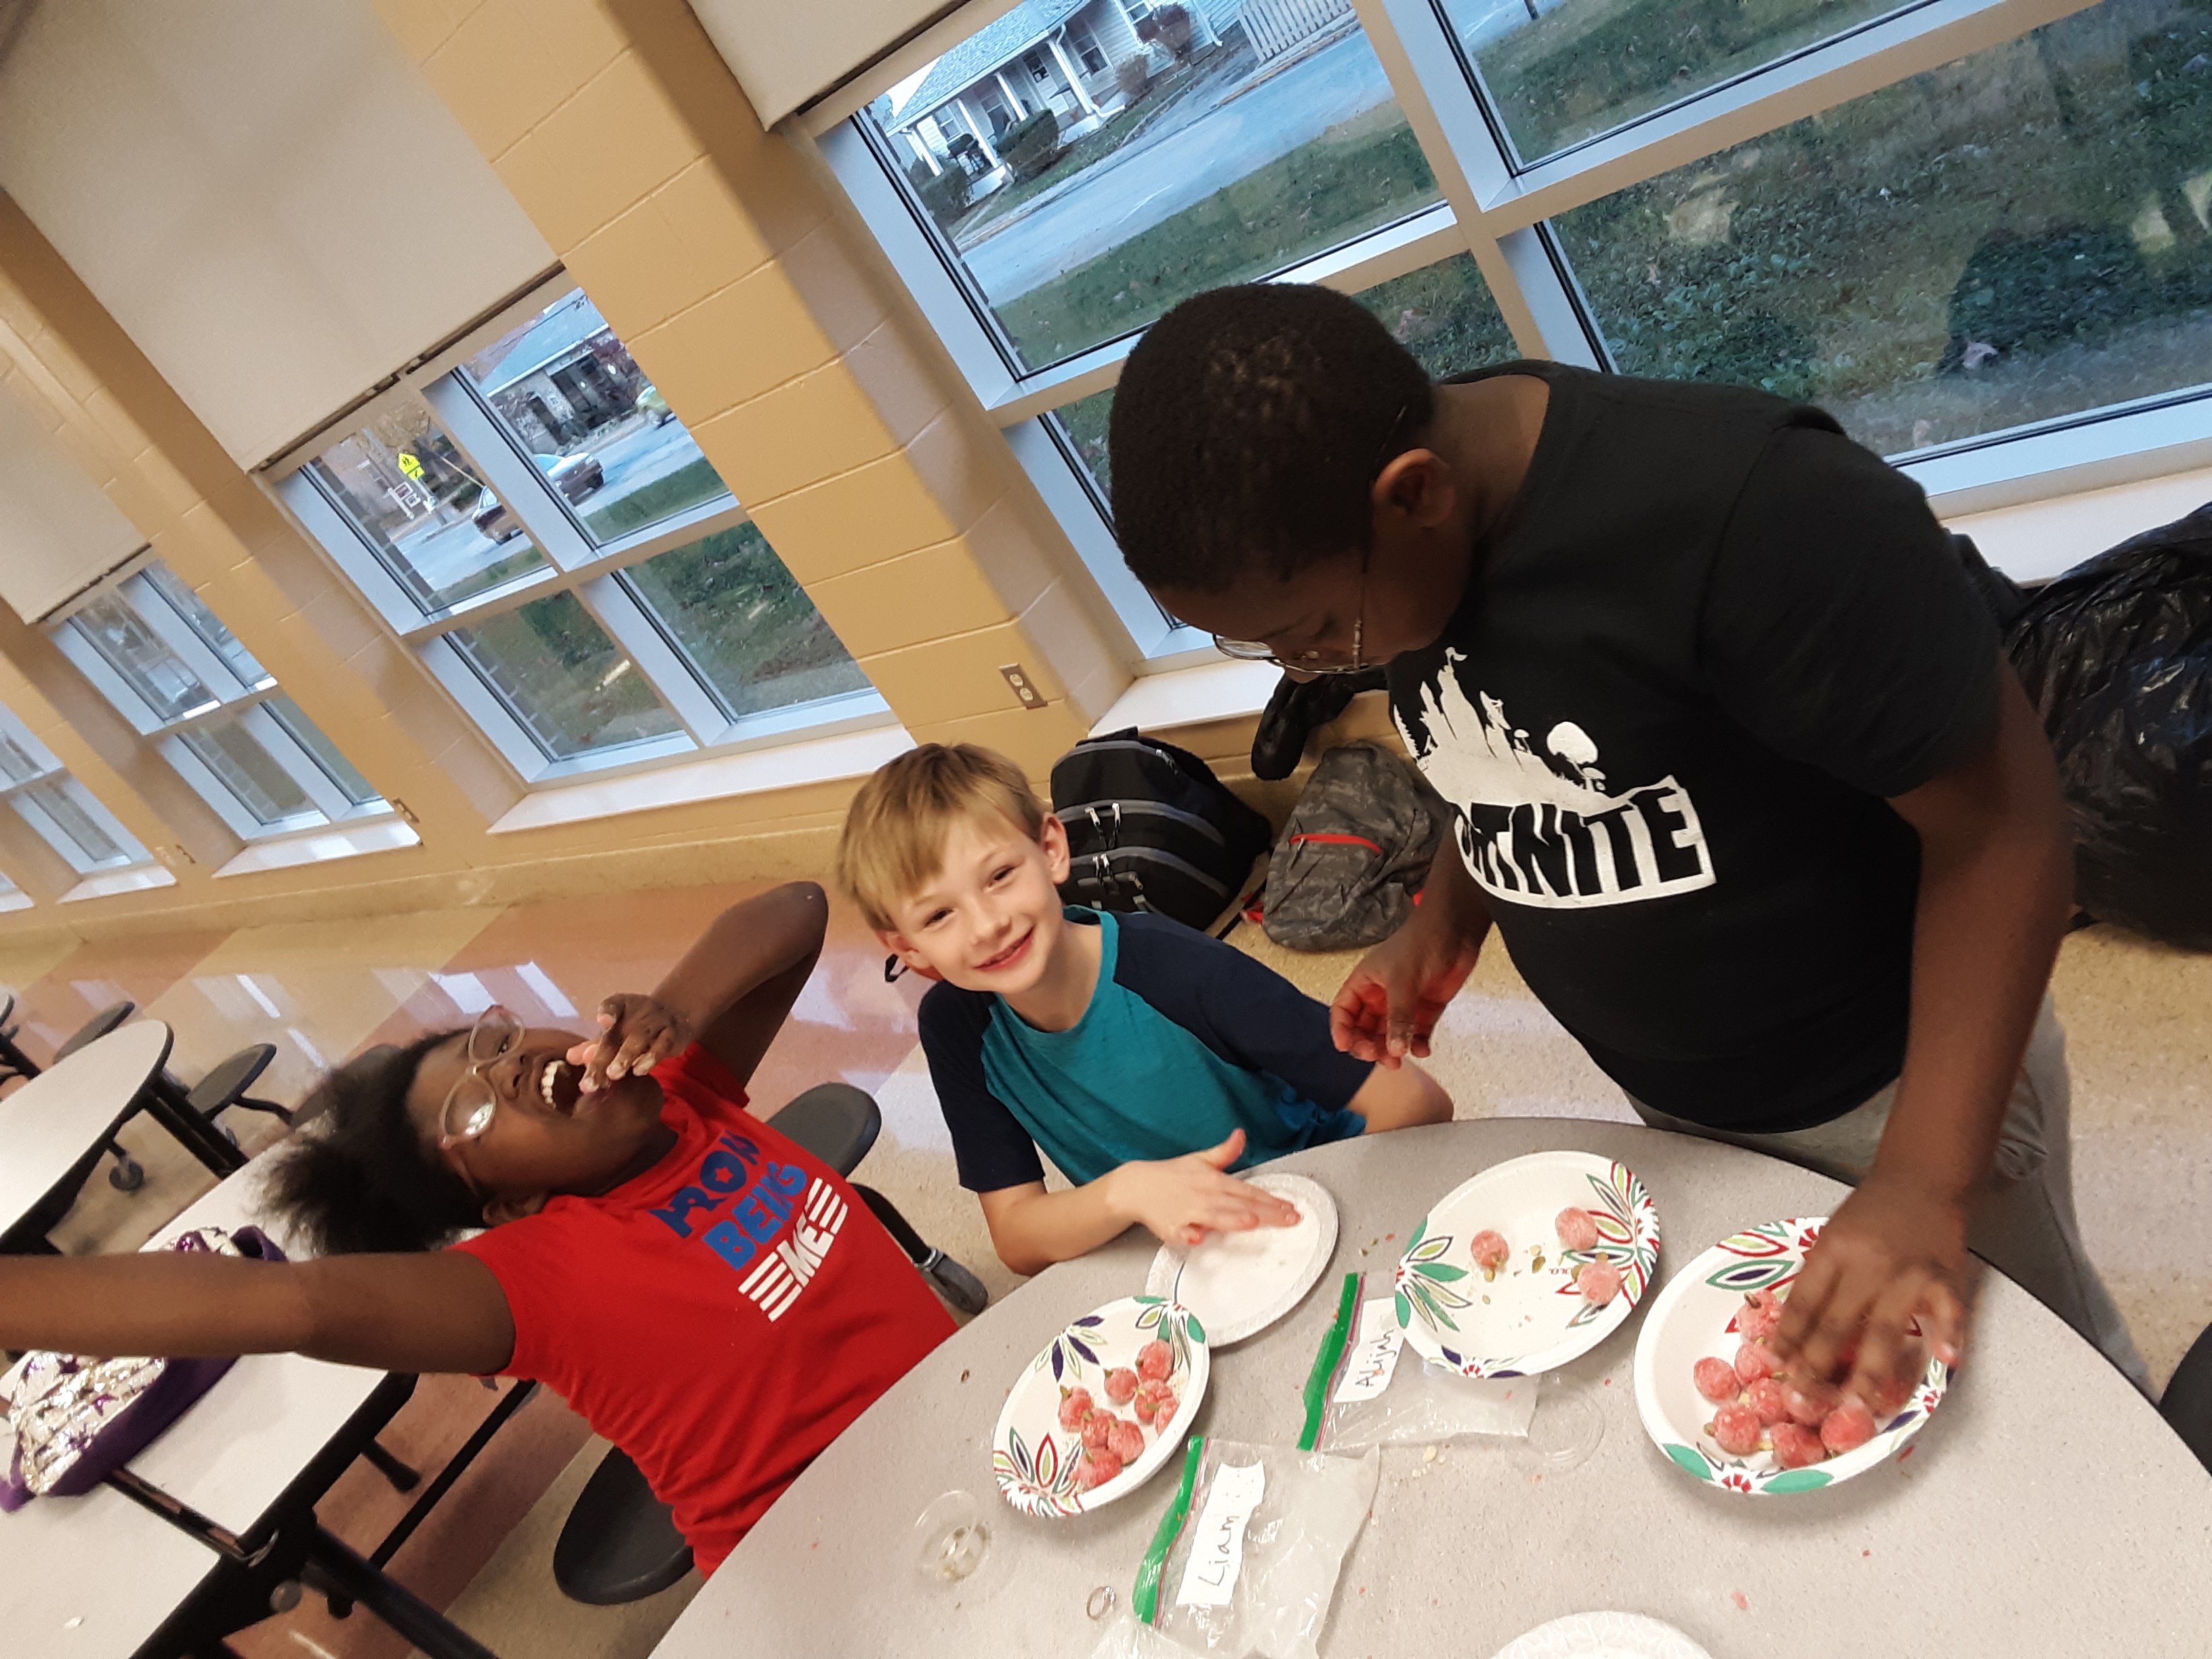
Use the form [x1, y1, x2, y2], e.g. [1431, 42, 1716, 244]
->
[1212, 548, 1368, 675]
[439, 1004, 522, 1149]
[1210, 399, 1408, 676]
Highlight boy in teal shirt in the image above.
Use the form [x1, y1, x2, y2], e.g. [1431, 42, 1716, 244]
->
[835, 743, 1450, 1274]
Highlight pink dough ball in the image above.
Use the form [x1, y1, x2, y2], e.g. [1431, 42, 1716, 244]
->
[1107, 1418, 1147, 1464]
[1150, 1389, 1179, 1427]
[1712, 1403, 1763, 1457]
[1076, 1448, 1123, 1491]
[1736, 1301, 1780, 1343]
[1136, 1340, 1174, 1382]
[1694, 1357, 1741, 1404]
[1555, 1208, 1600, 1252]
[1132, 1382, 1166, 1425]
[1748, 1287, 1784, 1315]
[1470, 1229, 1511, 1271]
[1057, 1388, 1094, 1431]
[1821, 1401, 1877, 1454]
[1783, 1382, 1836, 1427]
[1734, 1340, 1778, 1383]
[1769, 1422, 1826, 1469]
[1080, 1410, 1113, 1452]
[1578, 1259, 1624, 1305]
[1104, 1367, 1139, 1405]
[1744, 1379, 1790, 1426]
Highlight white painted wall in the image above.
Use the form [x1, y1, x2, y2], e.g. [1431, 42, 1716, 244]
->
[0, 0, 554, 470]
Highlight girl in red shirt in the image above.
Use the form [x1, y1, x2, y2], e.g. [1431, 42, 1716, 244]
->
[0, 883, 953, 1573]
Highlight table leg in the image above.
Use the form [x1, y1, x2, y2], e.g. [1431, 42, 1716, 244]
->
[139, 1081, 248, 1175]
[303, 1528, 501, 1659]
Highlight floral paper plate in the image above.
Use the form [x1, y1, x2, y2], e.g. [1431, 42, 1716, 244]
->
[1395, 1151, 1660, 1379]
[1143, 1172, 1338, 1347]
[991, 1295, 1208, 1518]
[1632, 1216, 1952, 1496]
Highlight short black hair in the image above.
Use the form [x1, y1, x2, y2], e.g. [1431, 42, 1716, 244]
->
[268, 1030, 483, 1255]
[1109, 283, 1434, 594]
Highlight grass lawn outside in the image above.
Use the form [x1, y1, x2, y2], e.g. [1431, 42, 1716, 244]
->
[580, 457, 731, 541]
[995, 102, 1439, 365]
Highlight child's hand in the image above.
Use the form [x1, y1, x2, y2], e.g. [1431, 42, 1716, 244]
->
[1107, 1130, 1302, 1248]
[567, 994, 692, 1092]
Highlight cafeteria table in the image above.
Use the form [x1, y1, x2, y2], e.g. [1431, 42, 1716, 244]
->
[0, 1148, 518, 1658]
[1, 1023, 177, 1252]
[653, 1118, 2212, 1659]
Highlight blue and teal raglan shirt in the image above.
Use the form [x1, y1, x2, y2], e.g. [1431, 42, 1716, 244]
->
[917, 907, 1374, 1191]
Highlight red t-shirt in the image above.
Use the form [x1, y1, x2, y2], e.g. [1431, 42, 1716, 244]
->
[452, 1045, 953, 1573]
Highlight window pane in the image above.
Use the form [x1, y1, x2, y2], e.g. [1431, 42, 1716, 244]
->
[1448, 0, 1921, 165]
[264, 695, 382, 808]
[621, 524, 869, 722]
[0, 713, 55, 787]
[462, 289, 729, 546]
[1350, 251, 1519, 379]
[178, 716, 319, 827]
[1557, 0, 2212, 455]
[140, 565, 270, 690]
[71, 594, 218, 722]
[306, 401, 550, 614]
[1048, 253, 1515, 505]
[870, 12, 1439, 369]
[448, 592, 685, 761]
[22, 779, 129, 867]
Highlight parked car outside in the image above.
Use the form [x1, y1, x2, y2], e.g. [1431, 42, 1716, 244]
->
[470, 452, 606, 540]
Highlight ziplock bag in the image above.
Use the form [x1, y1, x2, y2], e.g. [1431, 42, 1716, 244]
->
[1298, 1273, 1536, 1452]
[1129, 1435, 1378, 1659]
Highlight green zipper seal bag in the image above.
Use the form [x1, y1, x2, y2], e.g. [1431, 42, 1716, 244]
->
[1132, 1434, 1206, 1625]
[1297, 1272, 1362, 1452]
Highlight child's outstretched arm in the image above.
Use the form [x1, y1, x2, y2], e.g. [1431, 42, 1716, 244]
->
[0, 1250, 514, 1374]
[977, 1129, 1301, 1277]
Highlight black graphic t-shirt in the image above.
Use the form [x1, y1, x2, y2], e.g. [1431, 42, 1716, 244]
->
[1389, 363, 1999, 1131]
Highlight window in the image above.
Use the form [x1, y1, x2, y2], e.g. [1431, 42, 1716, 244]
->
[275, 281, 882, 783]
[0, 701, 152, 876]
[1556, 0, 2212, 455]
[52, 560, 386, 841]
[817, 0, 2212, 668]
[1069, 22, 1107, 75]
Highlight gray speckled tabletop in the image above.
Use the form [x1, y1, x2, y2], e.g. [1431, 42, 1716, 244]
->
[653, 1120, 2212, 1658]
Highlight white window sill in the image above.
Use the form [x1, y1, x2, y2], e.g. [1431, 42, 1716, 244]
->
[489, 722, 917, 835]
[1940, 463, 2212, 585]
[0, 890, 32, 913]
[215, 817, 423, 878]
[62, 865, 178, 903]
[1090, 659, 1281, 737]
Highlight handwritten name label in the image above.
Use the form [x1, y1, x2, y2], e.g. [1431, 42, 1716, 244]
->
[1332, 1298, 1406, 1405]
[1174, 1460, 1267, 1610]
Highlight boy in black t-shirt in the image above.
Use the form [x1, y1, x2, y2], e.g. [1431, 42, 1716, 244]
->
[1107, 283, 2145, 1397]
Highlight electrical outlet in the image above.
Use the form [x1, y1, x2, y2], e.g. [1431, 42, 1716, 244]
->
[999, 663, 1048, 710]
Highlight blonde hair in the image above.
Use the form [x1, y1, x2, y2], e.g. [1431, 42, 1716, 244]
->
[836, 743, 1048, 930]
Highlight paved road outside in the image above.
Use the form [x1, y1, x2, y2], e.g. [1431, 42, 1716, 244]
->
[958, 30, 1400, 307]
[392, 420, 717, 596]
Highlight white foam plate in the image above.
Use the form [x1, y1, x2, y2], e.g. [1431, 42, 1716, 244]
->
[1490, 1612, 1713, 1659]
[1143, 1172, 1337, 1347]
[1395, 1151, 1660, 1378]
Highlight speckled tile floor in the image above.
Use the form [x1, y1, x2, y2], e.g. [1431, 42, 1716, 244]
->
[24, 886, 2206, 1659]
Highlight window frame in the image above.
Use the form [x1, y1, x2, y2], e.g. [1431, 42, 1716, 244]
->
[47, 553, 392, 843]
[805, 0, 2161, 665]
[266, 272, 893, 789]
[0, 701, 155, 876]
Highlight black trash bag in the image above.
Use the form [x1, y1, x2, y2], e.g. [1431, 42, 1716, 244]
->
[2005, 501, 2212, 949]
[1263, 744, 1448, 952]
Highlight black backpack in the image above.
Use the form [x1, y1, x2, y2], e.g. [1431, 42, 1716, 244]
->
[1050, 730, 1272, 932]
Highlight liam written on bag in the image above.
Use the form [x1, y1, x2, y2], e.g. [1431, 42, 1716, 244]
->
[0, 1225, 285, 1510]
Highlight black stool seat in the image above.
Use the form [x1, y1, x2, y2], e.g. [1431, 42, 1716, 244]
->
[552, 1449, 693, 1605]
[187, 1044, 276, 1115]
[54, 1001, 133, 1064]
[2161, 1322, 2212, 1475]
[771, 1082, 881, 1176]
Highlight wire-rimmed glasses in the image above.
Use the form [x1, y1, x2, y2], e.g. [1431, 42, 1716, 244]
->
[439, 1004, 523, 1149]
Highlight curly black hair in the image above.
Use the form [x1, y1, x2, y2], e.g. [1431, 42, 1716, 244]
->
[268, 1029, 485, 1255]
[1108, 283, 1435, 596]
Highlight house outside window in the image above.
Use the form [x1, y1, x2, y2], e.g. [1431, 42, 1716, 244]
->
[272, 280, 880, 787]
[812, 0, 2212, 665]
[51, 560, 386, 842]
